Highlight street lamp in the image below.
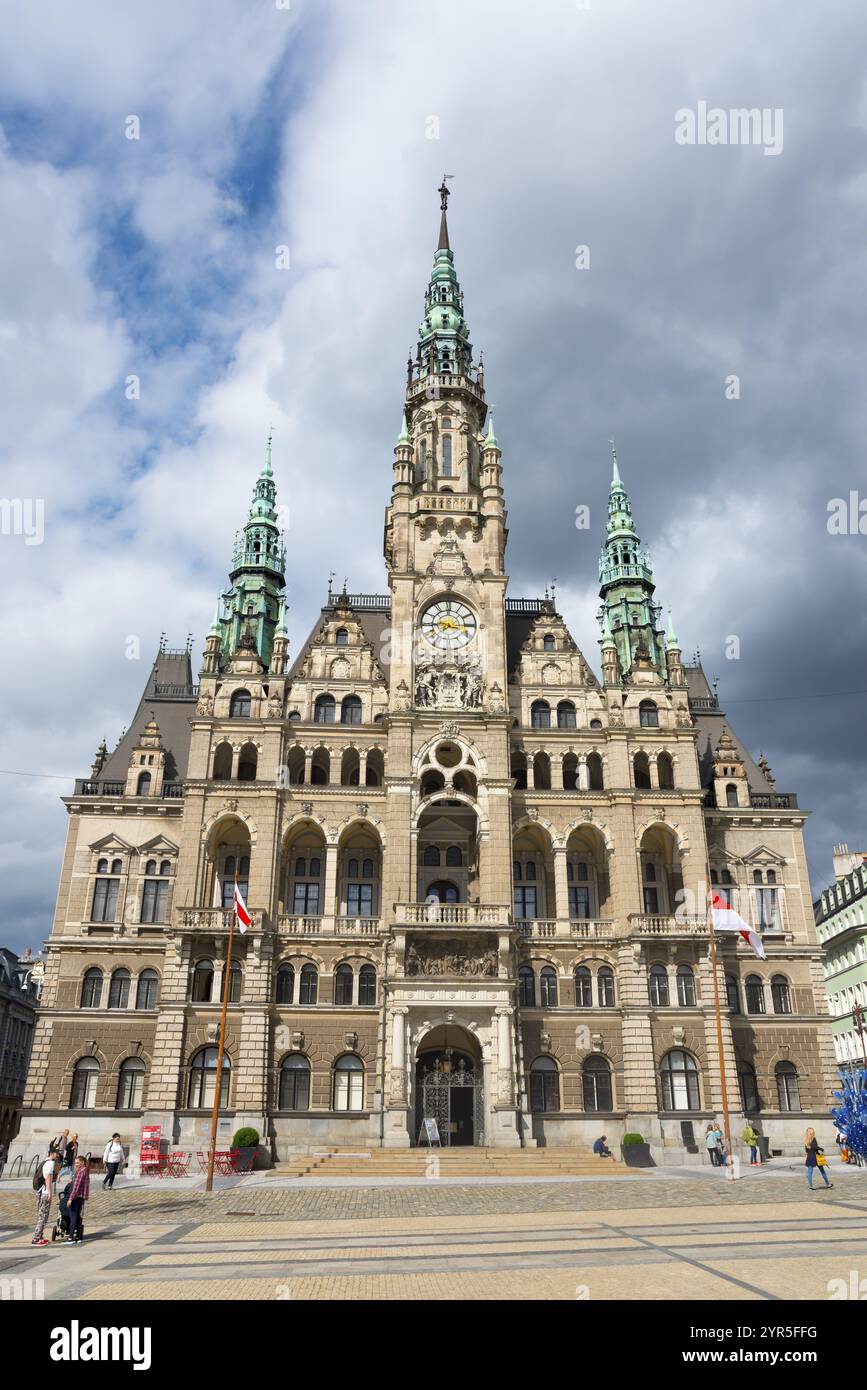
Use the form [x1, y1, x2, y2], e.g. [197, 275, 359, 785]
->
[852, 1002, 867, 1070]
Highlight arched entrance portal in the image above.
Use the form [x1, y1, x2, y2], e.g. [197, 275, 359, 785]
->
[415, 1026, 484, 1147]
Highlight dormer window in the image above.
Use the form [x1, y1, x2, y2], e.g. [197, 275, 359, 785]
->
[336, 629, 349, 647]
[230, 690, 252, 718]
[543, 635, 555, 652]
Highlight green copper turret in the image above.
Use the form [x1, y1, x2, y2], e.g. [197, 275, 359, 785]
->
[597, 445, 665, 678]
[214, 435, 287, 668]
[415, 179, 474, 377]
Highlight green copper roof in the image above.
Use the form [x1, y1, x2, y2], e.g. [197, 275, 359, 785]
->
[597, 446, 665, 677]
[484, 415, 499, 449]
[396, 411, 411, 446]
[211, 437, 287, 669]
[415, 183, 473, 376]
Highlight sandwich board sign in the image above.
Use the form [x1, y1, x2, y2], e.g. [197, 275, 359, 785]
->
[418, 1118, 441, 1147]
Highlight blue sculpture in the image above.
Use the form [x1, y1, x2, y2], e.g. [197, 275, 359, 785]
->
[831, 1069, 867, 1161]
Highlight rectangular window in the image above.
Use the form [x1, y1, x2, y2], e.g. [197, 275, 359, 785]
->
[91, 878, 119, 923]
[294, 882, 320, 915]
[141, 880, 168, 924]
[442, 435, 452, 477]
[348, 883, 374, 916]
[643, 885, 660, 914]
[568, 886, 591, 920]
[514, 886, 537, 920]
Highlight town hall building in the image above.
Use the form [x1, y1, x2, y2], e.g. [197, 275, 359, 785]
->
[13, 187, 837, 1164]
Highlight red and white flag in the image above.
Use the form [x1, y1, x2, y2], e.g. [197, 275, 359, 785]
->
[711, 893, 765, 959]
[233, 883, 251, 934]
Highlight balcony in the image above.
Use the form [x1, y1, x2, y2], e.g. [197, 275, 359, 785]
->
[277, 915, 382, 937]
[177, 908, 265, 932]
[395, 902, 511, 928]
[628, 914, 707, 936]
[73, 780, 184, 799]
[516, 918, 615, 940]
[749, 792, 798, 810]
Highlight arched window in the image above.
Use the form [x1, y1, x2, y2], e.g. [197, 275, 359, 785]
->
[191, 959, 214, 1003]
[737, 1060, 760, 1113]
[649, 963, 670, 1007]
[725, 975, 740, 1014]
[359, 965, 376, 1006]
[540, 966, 558, 1007]
[276, 963, 295, 1005]
[518, 966, 535, 1007]
[334, 963, 354, 1006]
[587, 752, 604, 790]
[725, 783, 739, 807]
[445, 845, 462, 867]
[314, 694, 335, 724]
[227, 960, 243, 1004]
[70, 1057, 99, 1110]
[333, 1054, 364, 1111]
[529, 1057, 560, 1112]
[583, 1056, 613, 1111]
[598, 966, 615, 1008]
[771, 975, 792, 1015]
[160, 859, 171, 876]
[775, 1061, 801, 1112]
[511, 754, 527, 790]
[279, 1054, 310, 1111]
[136, 771, 151, 796]
[533, 752, 551, 790]
[288, 710, 301, 723]
[530, 700, 551, 730]
[136, 969, 158, 1010]
[230, 689, 252, 718]
[657, 753, 674, 790]
[660, 1049, 700, 1111]
[213, 743, 233, 781]
[91, 861, 121, 923]
[423, 845, 441, 867]
[574, 965, 593, 1007]
[590, 718, 603, 731]
[557, 700, 576, 728]
[568, 861, 592, 920]
[639, 700, 659, 728]
[188, 1047, 230, 1109]
[117, 1057, 145, 1110]
[299, 964, 318, 1004]
[108, 968, 131, 1010]
[676, 965, 696, 1008]
[542, 634, 555, 652]
[562, 753, 578, 791]
[221, 855, 250, 910]
[80, 967, 103, 1009]
[142, 862, 169, 923]
[346, 855, 377, 917]
[237, 743, 258, 781]
[335, 628, 349, 646]
[633, 752, 652, 790]
[341, 695, 362, 725]
[745, 974, 766, 1015]
[441, 433, 452, 477]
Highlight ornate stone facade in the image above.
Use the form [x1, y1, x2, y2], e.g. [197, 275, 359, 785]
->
[11, 189, 837, 1164]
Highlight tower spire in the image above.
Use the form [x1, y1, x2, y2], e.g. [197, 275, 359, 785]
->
[597, 445, 665, 678]
[437, 175, 452, 251]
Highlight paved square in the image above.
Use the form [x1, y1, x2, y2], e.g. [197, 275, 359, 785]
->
[2, 1170, 866, 1301]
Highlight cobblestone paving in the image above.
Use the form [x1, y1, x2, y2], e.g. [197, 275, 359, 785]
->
[2, 1174, 865, 1301]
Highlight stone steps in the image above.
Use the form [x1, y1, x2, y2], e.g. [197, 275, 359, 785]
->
[273, 1146, 635, 1178]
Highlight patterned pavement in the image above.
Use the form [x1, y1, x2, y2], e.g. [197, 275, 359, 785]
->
[2, 1171, 866, 1300]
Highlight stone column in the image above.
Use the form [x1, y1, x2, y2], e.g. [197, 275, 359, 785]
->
[323, 839, 339, 920]
[496, 1007, 515, 1103]
[383, 1006, 411, 1148]
[358, 749, 368, 787]
[303, 750, 313, 785]
[578, 758, 589, 791]
[553, 846, 570, 923]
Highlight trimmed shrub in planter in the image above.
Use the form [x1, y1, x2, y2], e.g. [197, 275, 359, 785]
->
[232, 1127, 260, 1150]
[621, 1133, 655, 1167]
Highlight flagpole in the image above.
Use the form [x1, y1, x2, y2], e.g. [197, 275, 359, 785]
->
[206, 872, 236, 1194]
[704, 865, 733, 1169]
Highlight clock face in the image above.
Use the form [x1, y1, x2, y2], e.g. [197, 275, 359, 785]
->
[419, 599, 477, 651]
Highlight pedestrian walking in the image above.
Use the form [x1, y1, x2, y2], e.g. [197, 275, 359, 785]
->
[705, 1123, 719, 1166]
[66, 1133, 78, 1164]
[102, 1133, 125, 1188]
[65, 1156, 90, 1244]
[50, 1129, 70, 1161]
[805, 1127, 833, 1190]
[742, 1121, 761, 1166]
[32, 1147, 60, 1245]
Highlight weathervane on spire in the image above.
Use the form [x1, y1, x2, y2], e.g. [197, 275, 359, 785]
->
[439, 175, 453, 211]
[265, 424, 274, 472]
[609, 437, 618, 467]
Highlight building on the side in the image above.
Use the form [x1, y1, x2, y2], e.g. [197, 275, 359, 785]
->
[10, 187, 837, 1166]
[0, 947, 41, 1152]
[815, 844, 867, 1078]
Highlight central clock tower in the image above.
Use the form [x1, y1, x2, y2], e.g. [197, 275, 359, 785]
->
[383, 181, 510, 718]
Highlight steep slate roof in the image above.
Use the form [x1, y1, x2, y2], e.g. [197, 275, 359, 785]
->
[685, 664, 773, 794]
[96, 650, 196, 785]
[286, 602, 393, 683]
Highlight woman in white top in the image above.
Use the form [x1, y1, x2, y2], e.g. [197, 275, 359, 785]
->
[102, 1134, 125, 1189]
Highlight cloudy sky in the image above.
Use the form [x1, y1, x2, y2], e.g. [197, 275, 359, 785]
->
[1, 0, 865, 955]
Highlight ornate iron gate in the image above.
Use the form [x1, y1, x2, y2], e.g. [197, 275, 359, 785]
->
[419, 1064, 484, 1146]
